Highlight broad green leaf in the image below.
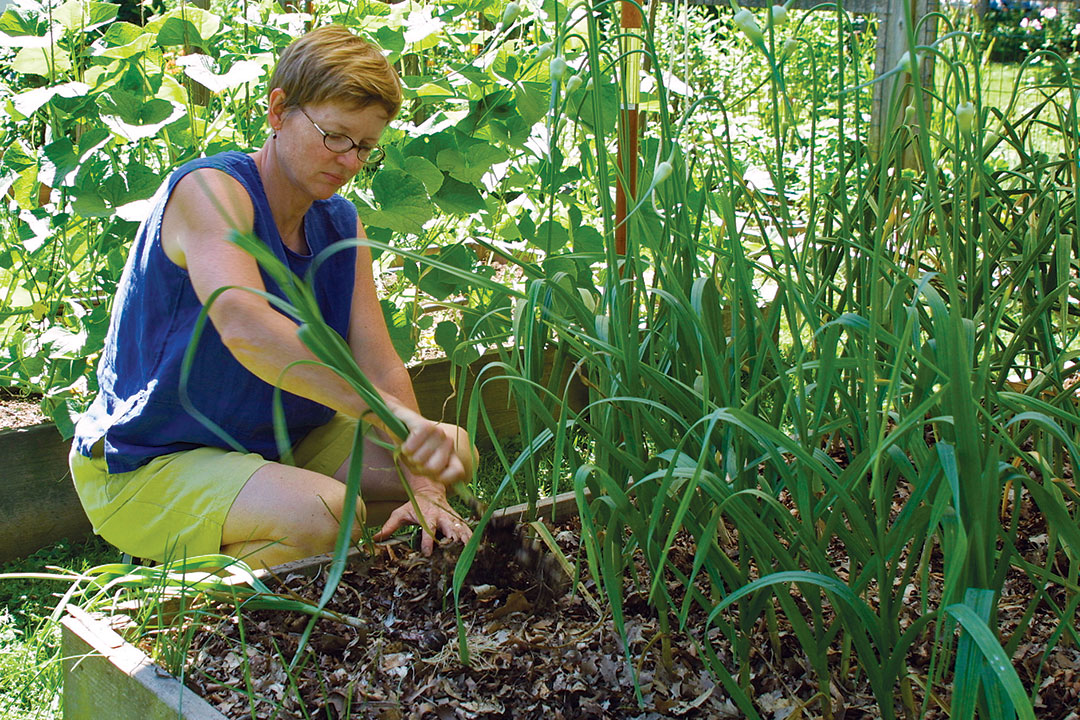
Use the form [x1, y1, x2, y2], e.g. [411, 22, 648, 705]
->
[0, 9, 38, 36]
[100, 95, 185, 141]
[493, 52, 519, 82]
[12, 80, 90, 117]
[413, 82, 454, 99]
[402, 156, 443, 195]
[77, 128, 112, 161]
[380, 299, 416, 363]
[12, 45, 73, 76]
[101, 21, 144, 46]
[572, 80, 619, 135]
[71, 155, 111, 216]
[363, 169, 434, 234]
[572, 225, 604, 254]
[156, 73, 188, 105]
[96, 33, 154, 58]
[156, 17, 207, 49]
[412, 244, 475, 300]
[40, 325, 88, 358]
[123, 162, 164, 202]
[514, 82, 548, 126]
[11, 165, 39, 211]
[374, 25, 406, 55]
[461, 90, 518, 133]
[434, 320, 459, 357]
[534, 220, 570, 254]
[53, 1, 118, 33]
[1, 139, 35, 173]
[41, 138, 79, 187]
[432, 176, 485, 216]
[436, 143, 508, 185]
[146, 7, 221, 45]
[49, 90, 98, 119]
[403, 129, 458, 164]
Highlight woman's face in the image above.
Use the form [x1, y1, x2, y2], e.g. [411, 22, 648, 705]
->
[274, 96, 390, 200]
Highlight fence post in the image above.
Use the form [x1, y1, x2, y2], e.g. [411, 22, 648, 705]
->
[869, 0, 940, 156]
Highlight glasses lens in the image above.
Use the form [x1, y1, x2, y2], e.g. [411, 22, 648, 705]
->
[363, 146, 384, 165]
[324, 134, 355, 154]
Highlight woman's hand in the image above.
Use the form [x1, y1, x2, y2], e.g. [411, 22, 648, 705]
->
[393, 408, 477, 487]
[372, 488, 472, 556]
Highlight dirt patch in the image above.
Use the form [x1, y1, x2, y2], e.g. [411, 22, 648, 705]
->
[0, 395, 47, 430]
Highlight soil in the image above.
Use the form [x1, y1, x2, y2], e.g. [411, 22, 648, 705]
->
[143, 507, 1079, 720]
[0, 394, 47, 430]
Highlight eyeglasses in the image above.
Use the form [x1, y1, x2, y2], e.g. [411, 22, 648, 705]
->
[298, 107, 385, 166]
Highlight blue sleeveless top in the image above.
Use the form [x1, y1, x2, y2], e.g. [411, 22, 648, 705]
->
[73, 151, 358, 473]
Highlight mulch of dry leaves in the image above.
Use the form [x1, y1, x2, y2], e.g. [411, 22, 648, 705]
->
[148, 499, 1078, 720]
[181, 518, 745, 720]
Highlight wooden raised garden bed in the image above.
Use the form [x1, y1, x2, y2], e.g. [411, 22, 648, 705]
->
[60, 492, 593, 720]
[59, 487, 744, 719]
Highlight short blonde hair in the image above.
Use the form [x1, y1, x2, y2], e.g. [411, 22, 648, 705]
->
[269, 25, 402, 118]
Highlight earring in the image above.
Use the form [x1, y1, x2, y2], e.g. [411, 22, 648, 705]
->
[273, 131, 278, 139]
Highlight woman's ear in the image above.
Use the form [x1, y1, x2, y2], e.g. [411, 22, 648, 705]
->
[267, 88, 287, 133]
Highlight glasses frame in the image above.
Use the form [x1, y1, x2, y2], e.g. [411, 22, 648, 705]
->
[297, 106, 385, 166]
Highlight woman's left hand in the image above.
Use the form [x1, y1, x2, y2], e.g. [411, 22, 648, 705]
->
[372, 488, 472, 556]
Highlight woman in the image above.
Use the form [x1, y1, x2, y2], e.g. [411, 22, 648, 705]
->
[69, 25, 475, 567]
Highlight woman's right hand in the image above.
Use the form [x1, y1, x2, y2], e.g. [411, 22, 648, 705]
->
[393, 407, 477, 487]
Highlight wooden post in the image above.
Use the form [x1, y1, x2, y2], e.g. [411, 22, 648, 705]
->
[182, 0, 211, 107]
[869, 0, 939, 155]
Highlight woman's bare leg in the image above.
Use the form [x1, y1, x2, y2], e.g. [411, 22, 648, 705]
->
[221, 435, 408, 568]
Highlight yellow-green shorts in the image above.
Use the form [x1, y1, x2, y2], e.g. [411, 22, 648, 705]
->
[69, 414, 360, 564]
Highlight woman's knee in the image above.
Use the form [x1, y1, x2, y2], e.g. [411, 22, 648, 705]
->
[223, 464, 366, 554]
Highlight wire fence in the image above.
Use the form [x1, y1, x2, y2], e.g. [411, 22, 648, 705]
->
[975, 1, 1078, 156]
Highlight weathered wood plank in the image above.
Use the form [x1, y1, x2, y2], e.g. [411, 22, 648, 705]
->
[62, 605, 226, 720]
[870, 0, 940, 153]
[0, 423, 91, 564]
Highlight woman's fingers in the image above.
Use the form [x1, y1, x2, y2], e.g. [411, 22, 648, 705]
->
[372, 496, 472, 557]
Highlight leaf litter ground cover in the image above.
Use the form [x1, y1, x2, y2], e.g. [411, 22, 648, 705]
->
[115, 498, 1078, 719]
[167, 516, 739, 719]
